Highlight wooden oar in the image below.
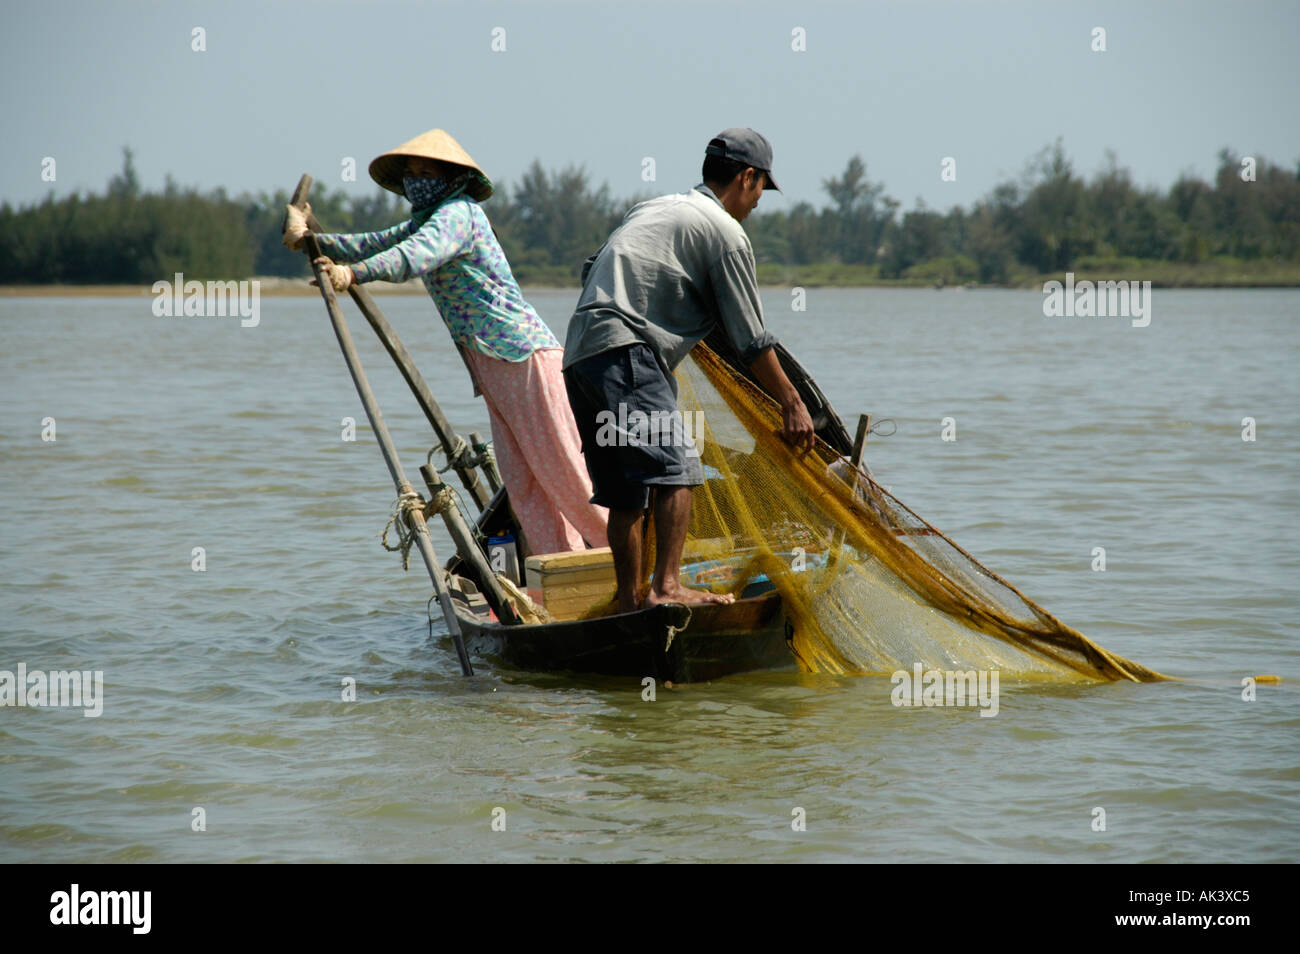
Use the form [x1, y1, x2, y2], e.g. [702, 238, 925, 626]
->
[301, 228, 475, 676]
[287, 175, 493, 510]
[288, 175, 520, 625]
[419, 463, 521, 625]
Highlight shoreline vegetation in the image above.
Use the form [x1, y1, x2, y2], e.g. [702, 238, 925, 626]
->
[3, 141, 1297, 291]
[5, 255, 1300, 299]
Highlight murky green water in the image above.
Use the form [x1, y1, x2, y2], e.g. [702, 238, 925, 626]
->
[1, 287, 1296, 862]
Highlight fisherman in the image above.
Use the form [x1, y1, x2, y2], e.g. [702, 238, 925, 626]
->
[283, 129, 608, 555]
[563, 128, 815, 613]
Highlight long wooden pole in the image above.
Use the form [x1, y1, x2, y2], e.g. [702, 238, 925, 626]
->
[300, 228, 474, 675]
[419, 464, 521, 625]
[288, 176, 492, 510]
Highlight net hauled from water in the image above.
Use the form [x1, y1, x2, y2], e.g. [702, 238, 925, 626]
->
[673, 344, 1164, 683]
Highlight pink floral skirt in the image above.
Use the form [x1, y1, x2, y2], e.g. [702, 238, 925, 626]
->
[463, 347, 608, 554]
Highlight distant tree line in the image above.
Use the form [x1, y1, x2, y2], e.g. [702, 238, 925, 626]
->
[1, 142, 1296, 286]
[747, 142, 1299, 283]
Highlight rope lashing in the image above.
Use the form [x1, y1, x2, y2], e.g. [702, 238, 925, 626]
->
[424, 484, 457, 519]
[471, 437, 496, 473]
[426, 435, 495, 474]
[429, 435, 470, 475]
[380, 488, 425, 570]
[380, 483, 461, 570]
[664, 606, 694, 652]
[422, 468, 479, 542]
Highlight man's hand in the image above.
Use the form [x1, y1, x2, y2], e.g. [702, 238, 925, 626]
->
[282, 202, 311, 251]
[780, 397, 815, 452]
[747, 347, 816, 452]
[309, 256, 354, 293]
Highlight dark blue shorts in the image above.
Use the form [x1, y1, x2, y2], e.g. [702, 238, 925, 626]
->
[564, 343, 704, 511]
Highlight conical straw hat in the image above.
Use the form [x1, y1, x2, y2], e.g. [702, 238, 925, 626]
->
[369, 129, 493, 201]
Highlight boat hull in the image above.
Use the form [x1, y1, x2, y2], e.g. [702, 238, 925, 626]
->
[452, 587, 794, 683]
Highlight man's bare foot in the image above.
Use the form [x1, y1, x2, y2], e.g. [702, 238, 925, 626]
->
[645, 583, 735, 608]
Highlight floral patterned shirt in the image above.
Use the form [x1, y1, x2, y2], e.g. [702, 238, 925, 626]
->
[313, 198, 559, 362]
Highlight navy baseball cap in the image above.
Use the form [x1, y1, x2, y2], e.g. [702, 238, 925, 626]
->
[705, 128, 781, 191]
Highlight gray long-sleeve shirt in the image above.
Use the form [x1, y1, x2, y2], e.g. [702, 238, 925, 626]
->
[562, 184, 777, 390]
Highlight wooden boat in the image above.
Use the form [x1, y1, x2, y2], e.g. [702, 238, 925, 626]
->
[290, 178, 847, 683]
[425, 336, 855, 683]
[298, 187, 1161, 686]
[446, 575, 794, 683]
[445, 529, 801, 682]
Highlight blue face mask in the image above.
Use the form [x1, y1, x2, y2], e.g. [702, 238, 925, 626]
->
[402, 174, 469, 210]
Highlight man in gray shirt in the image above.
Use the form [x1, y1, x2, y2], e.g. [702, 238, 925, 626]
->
[563, 128, 815, 614]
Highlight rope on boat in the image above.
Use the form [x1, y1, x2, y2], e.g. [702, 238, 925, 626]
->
[380, 488, 426, 571]
[380, 483, 462, 571]
[664, 606, 693, 652]
[428, 435, 470, 474]
[427, 434, 496, 476]
[425, 484, 457, 518]
[436, 482, 483, 546]
[470, 438, 496, 474]
[424, 442, 491, 543]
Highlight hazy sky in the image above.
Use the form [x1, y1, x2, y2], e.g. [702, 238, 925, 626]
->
[3, 0, 1297, 214]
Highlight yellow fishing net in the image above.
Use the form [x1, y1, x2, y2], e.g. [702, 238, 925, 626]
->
[670, 344, 1164, 682]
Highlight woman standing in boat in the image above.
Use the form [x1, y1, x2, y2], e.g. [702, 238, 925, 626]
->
[283, 128, 608, 554]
